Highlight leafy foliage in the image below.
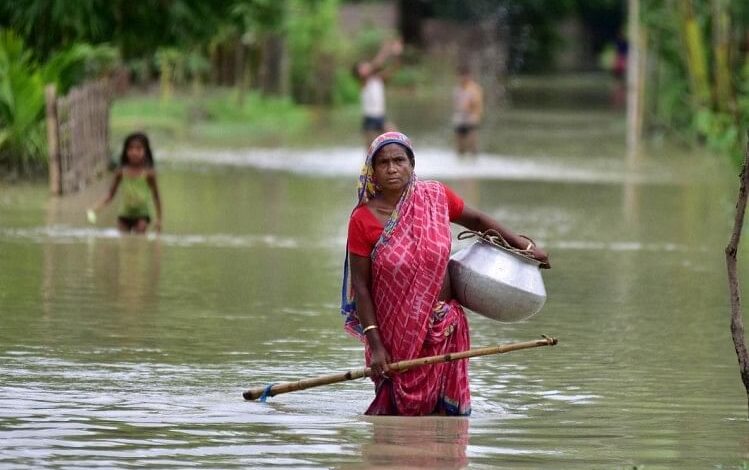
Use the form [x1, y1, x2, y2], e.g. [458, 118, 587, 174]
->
[642, 0, 749, 163]
[0, 29, 119, 172]
[0, 30, 46, 171]
[287, 0, 344, 104]
[426, 0, 622, 73]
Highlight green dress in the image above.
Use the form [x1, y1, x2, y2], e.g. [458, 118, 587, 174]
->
[119, 172, 151, 219]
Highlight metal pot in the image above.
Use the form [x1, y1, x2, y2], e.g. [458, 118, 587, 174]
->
[449, 238, 546, 322]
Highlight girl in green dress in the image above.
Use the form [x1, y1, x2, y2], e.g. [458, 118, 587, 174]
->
[90, 132, 163, 233]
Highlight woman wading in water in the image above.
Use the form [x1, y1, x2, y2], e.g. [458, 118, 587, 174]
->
[341, 132, 549, 415]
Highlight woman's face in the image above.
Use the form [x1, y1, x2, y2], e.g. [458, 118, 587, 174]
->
[127, 140, 146, 165]
[373, 143, 413, 194]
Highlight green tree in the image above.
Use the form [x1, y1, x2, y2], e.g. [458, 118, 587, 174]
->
[0, 0, 110, 59]
[0, 30, 116, 172]
[643, 0, 749, 162]
[287, 0, 343, 104]
[0, 30, 46, 172]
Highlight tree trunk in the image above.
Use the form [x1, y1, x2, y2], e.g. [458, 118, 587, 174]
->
[725, 130, 749, 417]
[398, 0, 426, 47]
[236, 41, 247, 107]
[160, 59, 172, 103]
[209, 44, 220, 85]
[261, 34, 285, 95]
[280, 36, 290, 98]
[712, 0, 732, 113]
[677, 0, 711, 108]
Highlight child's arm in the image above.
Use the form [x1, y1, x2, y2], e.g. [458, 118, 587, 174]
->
[147, 170, 162, 232]
[370, 38, 403, 78]
[91, 170, 123, 212]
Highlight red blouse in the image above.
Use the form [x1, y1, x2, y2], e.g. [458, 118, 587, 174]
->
[347, 183, 465, 257]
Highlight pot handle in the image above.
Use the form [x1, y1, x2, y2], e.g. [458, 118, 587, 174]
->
[457, 229, 537, 258]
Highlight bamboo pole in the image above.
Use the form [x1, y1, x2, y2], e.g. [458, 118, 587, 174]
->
[243, 336, 558, 401]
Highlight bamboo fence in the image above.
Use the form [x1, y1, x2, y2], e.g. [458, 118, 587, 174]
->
[46, 80, 113, 195]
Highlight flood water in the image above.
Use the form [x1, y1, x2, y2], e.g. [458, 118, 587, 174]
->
[2, 80, 749, 468]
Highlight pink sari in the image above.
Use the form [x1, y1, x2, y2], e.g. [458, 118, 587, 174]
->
[343, 177, 471, 416]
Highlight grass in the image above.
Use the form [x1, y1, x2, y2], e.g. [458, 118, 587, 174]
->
[111, 87, 362, 151]
[109, 66, 636, 162]
[110, 58, 454, 152]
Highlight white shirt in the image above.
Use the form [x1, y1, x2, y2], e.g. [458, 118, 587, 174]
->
[361, 77, 385, 118]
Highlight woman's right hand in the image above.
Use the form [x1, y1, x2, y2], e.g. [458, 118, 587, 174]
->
[369, 343, 391, 378]
[531, 246, 551, 269]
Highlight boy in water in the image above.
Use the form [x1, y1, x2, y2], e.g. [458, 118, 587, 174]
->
[352, 38, 403, 149]
[453, 65, 483, 156]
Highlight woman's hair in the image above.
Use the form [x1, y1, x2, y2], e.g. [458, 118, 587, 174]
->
[119, 132, 154, 167]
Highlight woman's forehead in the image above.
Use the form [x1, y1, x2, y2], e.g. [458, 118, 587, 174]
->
[375, 144, 408, 160]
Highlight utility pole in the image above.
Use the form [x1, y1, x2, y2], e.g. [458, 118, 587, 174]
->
[626, 0, 643, 160]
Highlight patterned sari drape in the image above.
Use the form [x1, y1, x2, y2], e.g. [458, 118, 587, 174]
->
[342, 178, 471, 416]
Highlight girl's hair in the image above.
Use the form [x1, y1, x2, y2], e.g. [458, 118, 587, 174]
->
[119, 132, 155, 167]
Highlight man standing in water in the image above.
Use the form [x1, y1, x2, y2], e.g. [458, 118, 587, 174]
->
[352, 38, 403, 148]
[453, 65, 484, 157]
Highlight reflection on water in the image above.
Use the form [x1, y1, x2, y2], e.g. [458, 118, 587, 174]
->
[2, 103, 749, 467]
[358, 417, 469, 469]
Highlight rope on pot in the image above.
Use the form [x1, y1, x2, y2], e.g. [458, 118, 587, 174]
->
[456, 229, 537, 260]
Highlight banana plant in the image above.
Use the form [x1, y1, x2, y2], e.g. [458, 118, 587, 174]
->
[0, 30, 119, 173]
[0, 30, 46, 172]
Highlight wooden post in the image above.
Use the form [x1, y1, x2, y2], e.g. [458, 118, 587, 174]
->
[45, 85, 62, 195]
[725, 130, 749, 417]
